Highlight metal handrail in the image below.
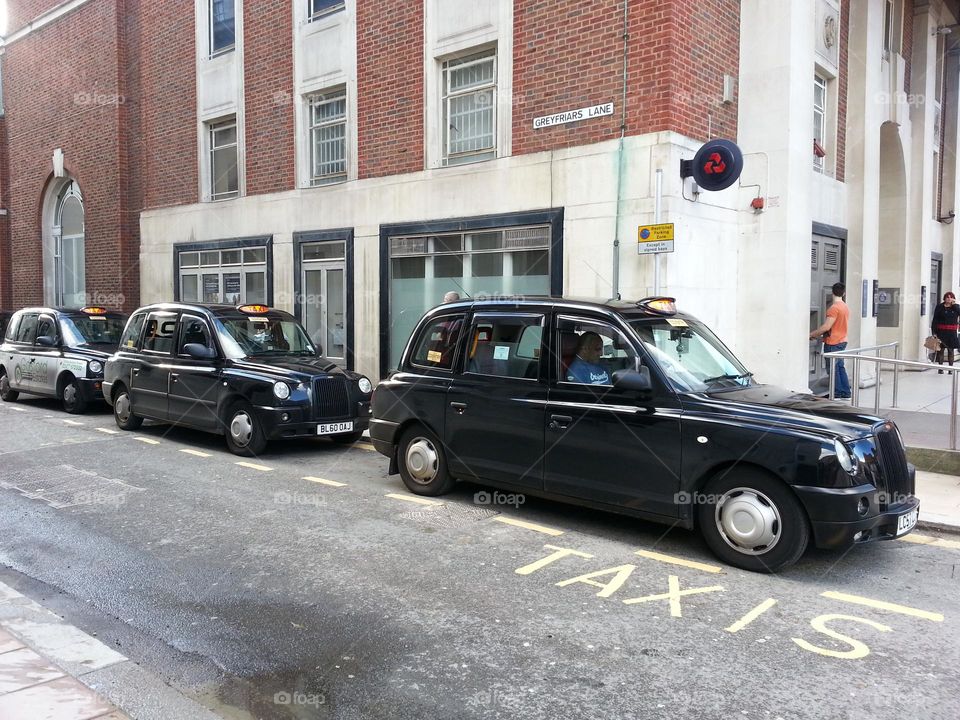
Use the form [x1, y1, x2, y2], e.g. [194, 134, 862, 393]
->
[822, 343, 960, 450]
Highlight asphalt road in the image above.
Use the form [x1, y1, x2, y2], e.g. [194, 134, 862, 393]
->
[0, 396, 958, 720]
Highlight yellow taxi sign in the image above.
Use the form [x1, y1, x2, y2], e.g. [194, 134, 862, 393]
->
[638, 297, 677, 315]
[238, 304, 271, 314]
[637, 223, 675, 255]
[80, 306, 108, 315]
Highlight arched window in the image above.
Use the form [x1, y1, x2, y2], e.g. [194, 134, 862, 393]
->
[55, 182, 85, 307]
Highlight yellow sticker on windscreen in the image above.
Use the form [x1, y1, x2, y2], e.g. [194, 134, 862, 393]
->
[427, 350, 443, 363]
[667, 318, 688, 327]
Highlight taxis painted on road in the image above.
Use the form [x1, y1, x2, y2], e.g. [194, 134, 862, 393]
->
[103, 303, 373, 455]
[0, 306, 128, 413]
[371, 296, 920, 572]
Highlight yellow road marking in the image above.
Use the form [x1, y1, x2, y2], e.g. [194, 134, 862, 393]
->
[493, 516, 564, 536]
[95, 428, 119, 435]
[385, 492, 442, 506]
[353, 443, 376, 452]
[725, 598, 779, 633]
[898, 534, 935, 545]
[900, 533, 960, 550]
[622, 575, 725, 617]
[235, 461, 273, 472]
[821, 591, 944, 622]
[134, 437, 160, 445]
[180, 449, 212, 458]
[634, 549, 723, 574]
[515, 545, 594, 575]
[63, 419, 84, 426]
[304, 476, 347, 487]
[932, 537, 960, 549]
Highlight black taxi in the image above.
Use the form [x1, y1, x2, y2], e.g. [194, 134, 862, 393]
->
[103, 303, 372, 455]
[371, 297, 920, 572]
[0, 306, 128, 413]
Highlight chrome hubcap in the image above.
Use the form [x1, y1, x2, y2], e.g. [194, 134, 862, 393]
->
[405, 437, 439, 484]
[115, 393, 131, 422]
[230, 412, 254, 446]
[64, 383, 77, 406]
[715, 487, 782, 555]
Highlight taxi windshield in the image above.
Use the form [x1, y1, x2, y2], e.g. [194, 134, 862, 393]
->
[629, 317, 753, 393]
[214, 316, 317, 358]
[59, 315, 126, 348]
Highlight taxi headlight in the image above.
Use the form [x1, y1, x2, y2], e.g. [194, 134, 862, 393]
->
[88, 360, 103, 374]
[358, 376, 373, 394]
[273, 381, 291, 400]
[834, 439, 857, 474]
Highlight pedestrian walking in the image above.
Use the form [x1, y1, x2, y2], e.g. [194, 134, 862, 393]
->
[809, 282, 851, 399]
[932, 291, 960, 374]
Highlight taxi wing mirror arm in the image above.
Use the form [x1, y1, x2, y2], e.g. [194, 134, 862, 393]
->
[183, 343, 218, 360]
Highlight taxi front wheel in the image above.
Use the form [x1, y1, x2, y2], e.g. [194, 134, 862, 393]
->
[62, 378, 87, 414]
[695, 469, 810, 573]
[113, 386, 143, 430]
[398, 425, 455, 496]
[0, 370, 18, 402]
[224, 401, 267, 456]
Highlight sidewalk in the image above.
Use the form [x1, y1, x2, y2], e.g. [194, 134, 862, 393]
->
[916, 469, 960, 533]
[0, 580, 223, 720]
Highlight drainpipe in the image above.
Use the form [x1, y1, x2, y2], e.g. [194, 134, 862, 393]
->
[611, 0, 629, 300]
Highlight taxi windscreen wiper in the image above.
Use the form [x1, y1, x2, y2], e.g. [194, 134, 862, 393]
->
[703, 372, 754, 384]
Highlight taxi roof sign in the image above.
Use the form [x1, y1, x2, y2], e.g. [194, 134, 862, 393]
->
[238, 304, 271, 314]
[80, 306, 108, 314]
[637, 297, 677, 315]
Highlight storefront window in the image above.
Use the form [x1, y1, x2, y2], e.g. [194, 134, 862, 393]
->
[179, 245, 267, 305]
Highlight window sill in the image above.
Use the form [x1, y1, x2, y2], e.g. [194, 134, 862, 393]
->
[441, 152, 497, 168]
[307, 176, 348, 188]
[207, 194, 241, 203]
[206, 46, 236, 61]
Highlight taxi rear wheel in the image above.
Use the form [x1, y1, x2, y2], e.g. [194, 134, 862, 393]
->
[696, 469, 810, 573]
[397, 425, 454, 496]
[0, 370, 18, 402]
[62, 378, 87, 414]
[113, 386, 143, 430]
[225, 401, 267, 456]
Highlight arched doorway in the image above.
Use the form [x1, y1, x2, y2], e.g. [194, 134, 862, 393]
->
[43, 179, 86, 307]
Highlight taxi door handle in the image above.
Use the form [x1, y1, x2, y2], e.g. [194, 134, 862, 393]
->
[132, 368, 140, 376]
[450, 401, 467, 414]
[549, 414, 573, 430]
[170, 373, 179, 383]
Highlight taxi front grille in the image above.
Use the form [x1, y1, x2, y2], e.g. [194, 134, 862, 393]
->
[313, 377, 350, 420]
[874, 426, 912, 506]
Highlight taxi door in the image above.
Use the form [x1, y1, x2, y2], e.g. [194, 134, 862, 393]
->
[129, 310, 178, 420]
[168, 313, 221, 430]
[30, 314, 63, 397]
[5, 313, 38, 392]
[542, 315, 682, 519]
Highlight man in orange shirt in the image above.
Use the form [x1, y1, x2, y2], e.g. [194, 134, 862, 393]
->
[810, 282, 851, 398]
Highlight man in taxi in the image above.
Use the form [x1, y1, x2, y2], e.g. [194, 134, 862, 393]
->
[566, 332, 610, 385]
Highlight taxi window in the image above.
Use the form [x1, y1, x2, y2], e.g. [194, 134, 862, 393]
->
[36, 317, 58, 344]
[556, 317, 638, 386]
[465, 315, 543, 380]
[178, 316, 214, 355]
[15, 314, 39, 344]
[142, 312, 178, 354]
[5, 314, 21, 342]
[411, 314, 464, 370]
[119, 312, 147, 350]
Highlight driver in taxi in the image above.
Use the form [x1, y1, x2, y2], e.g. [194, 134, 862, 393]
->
[566, 332, 610, 385]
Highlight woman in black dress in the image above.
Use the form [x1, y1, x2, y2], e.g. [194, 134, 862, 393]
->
[932, 291, 960, 373]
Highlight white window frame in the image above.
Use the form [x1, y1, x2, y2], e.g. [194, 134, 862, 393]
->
[441, 49, 497, 167]
[178, 246, 268, 305]
[207, 117, 240, 201]
[308, 0, 345, 21]
[813, 75, 827, 174]
[308, 89, 348, 186]
[209, 0, 236, 57]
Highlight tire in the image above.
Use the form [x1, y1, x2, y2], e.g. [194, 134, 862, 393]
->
[0, 369, 18, 402]
[112, 385, 143, 430]
[224, 401, 268, 456]
[696, 469, 810, 573]
[397, 424, 455, 496]
[331, 430, 364, 445]
[62, 377, 88, 414]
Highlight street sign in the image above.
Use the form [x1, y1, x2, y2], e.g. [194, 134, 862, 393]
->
[637, 223, 675, 255]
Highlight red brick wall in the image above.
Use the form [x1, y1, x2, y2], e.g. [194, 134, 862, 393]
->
[356, 0, 424, 179]
[7, 0, 66, 34]
[244, 0, 294, 195]
[837, 0, 849, 183]
[0, 119, 11, 310]
[513, 0, 740, 156]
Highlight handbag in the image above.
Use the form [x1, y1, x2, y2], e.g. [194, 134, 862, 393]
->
[924, 335, 942, 351]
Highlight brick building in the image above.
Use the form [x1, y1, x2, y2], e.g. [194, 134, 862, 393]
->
[0, 0, 958, 390]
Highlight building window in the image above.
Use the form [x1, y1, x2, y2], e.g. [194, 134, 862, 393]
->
[208, 118, 239, 201]
[309, 90, 347, 185]
[882, 0, 895, 59]
[813, 75, 827, 173]
[210, 0, 235, 56]
[178, 245, 268, 305]
[309, 0, 345, 21]
[442, 49, 497, 166]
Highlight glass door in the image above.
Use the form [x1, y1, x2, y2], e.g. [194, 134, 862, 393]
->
[303, 262, 346, 365]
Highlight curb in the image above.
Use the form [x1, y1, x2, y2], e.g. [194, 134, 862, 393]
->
[916, 519, 960, 536]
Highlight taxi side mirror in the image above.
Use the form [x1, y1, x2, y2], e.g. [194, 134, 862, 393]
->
[612, 367, 652, 392]
[183, 343, 217, 360]
[35, 335, 57, 347]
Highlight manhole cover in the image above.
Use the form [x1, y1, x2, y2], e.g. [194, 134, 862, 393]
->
[398, 503, 501, 529]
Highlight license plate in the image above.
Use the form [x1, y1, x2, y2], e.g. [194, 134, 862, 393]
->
[896, 507, 919, 536]
[317, 421, 354, 435]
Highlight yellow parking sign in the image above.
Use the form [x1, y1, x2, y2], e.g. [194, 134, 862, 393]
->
[637, 223, 675, 255]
